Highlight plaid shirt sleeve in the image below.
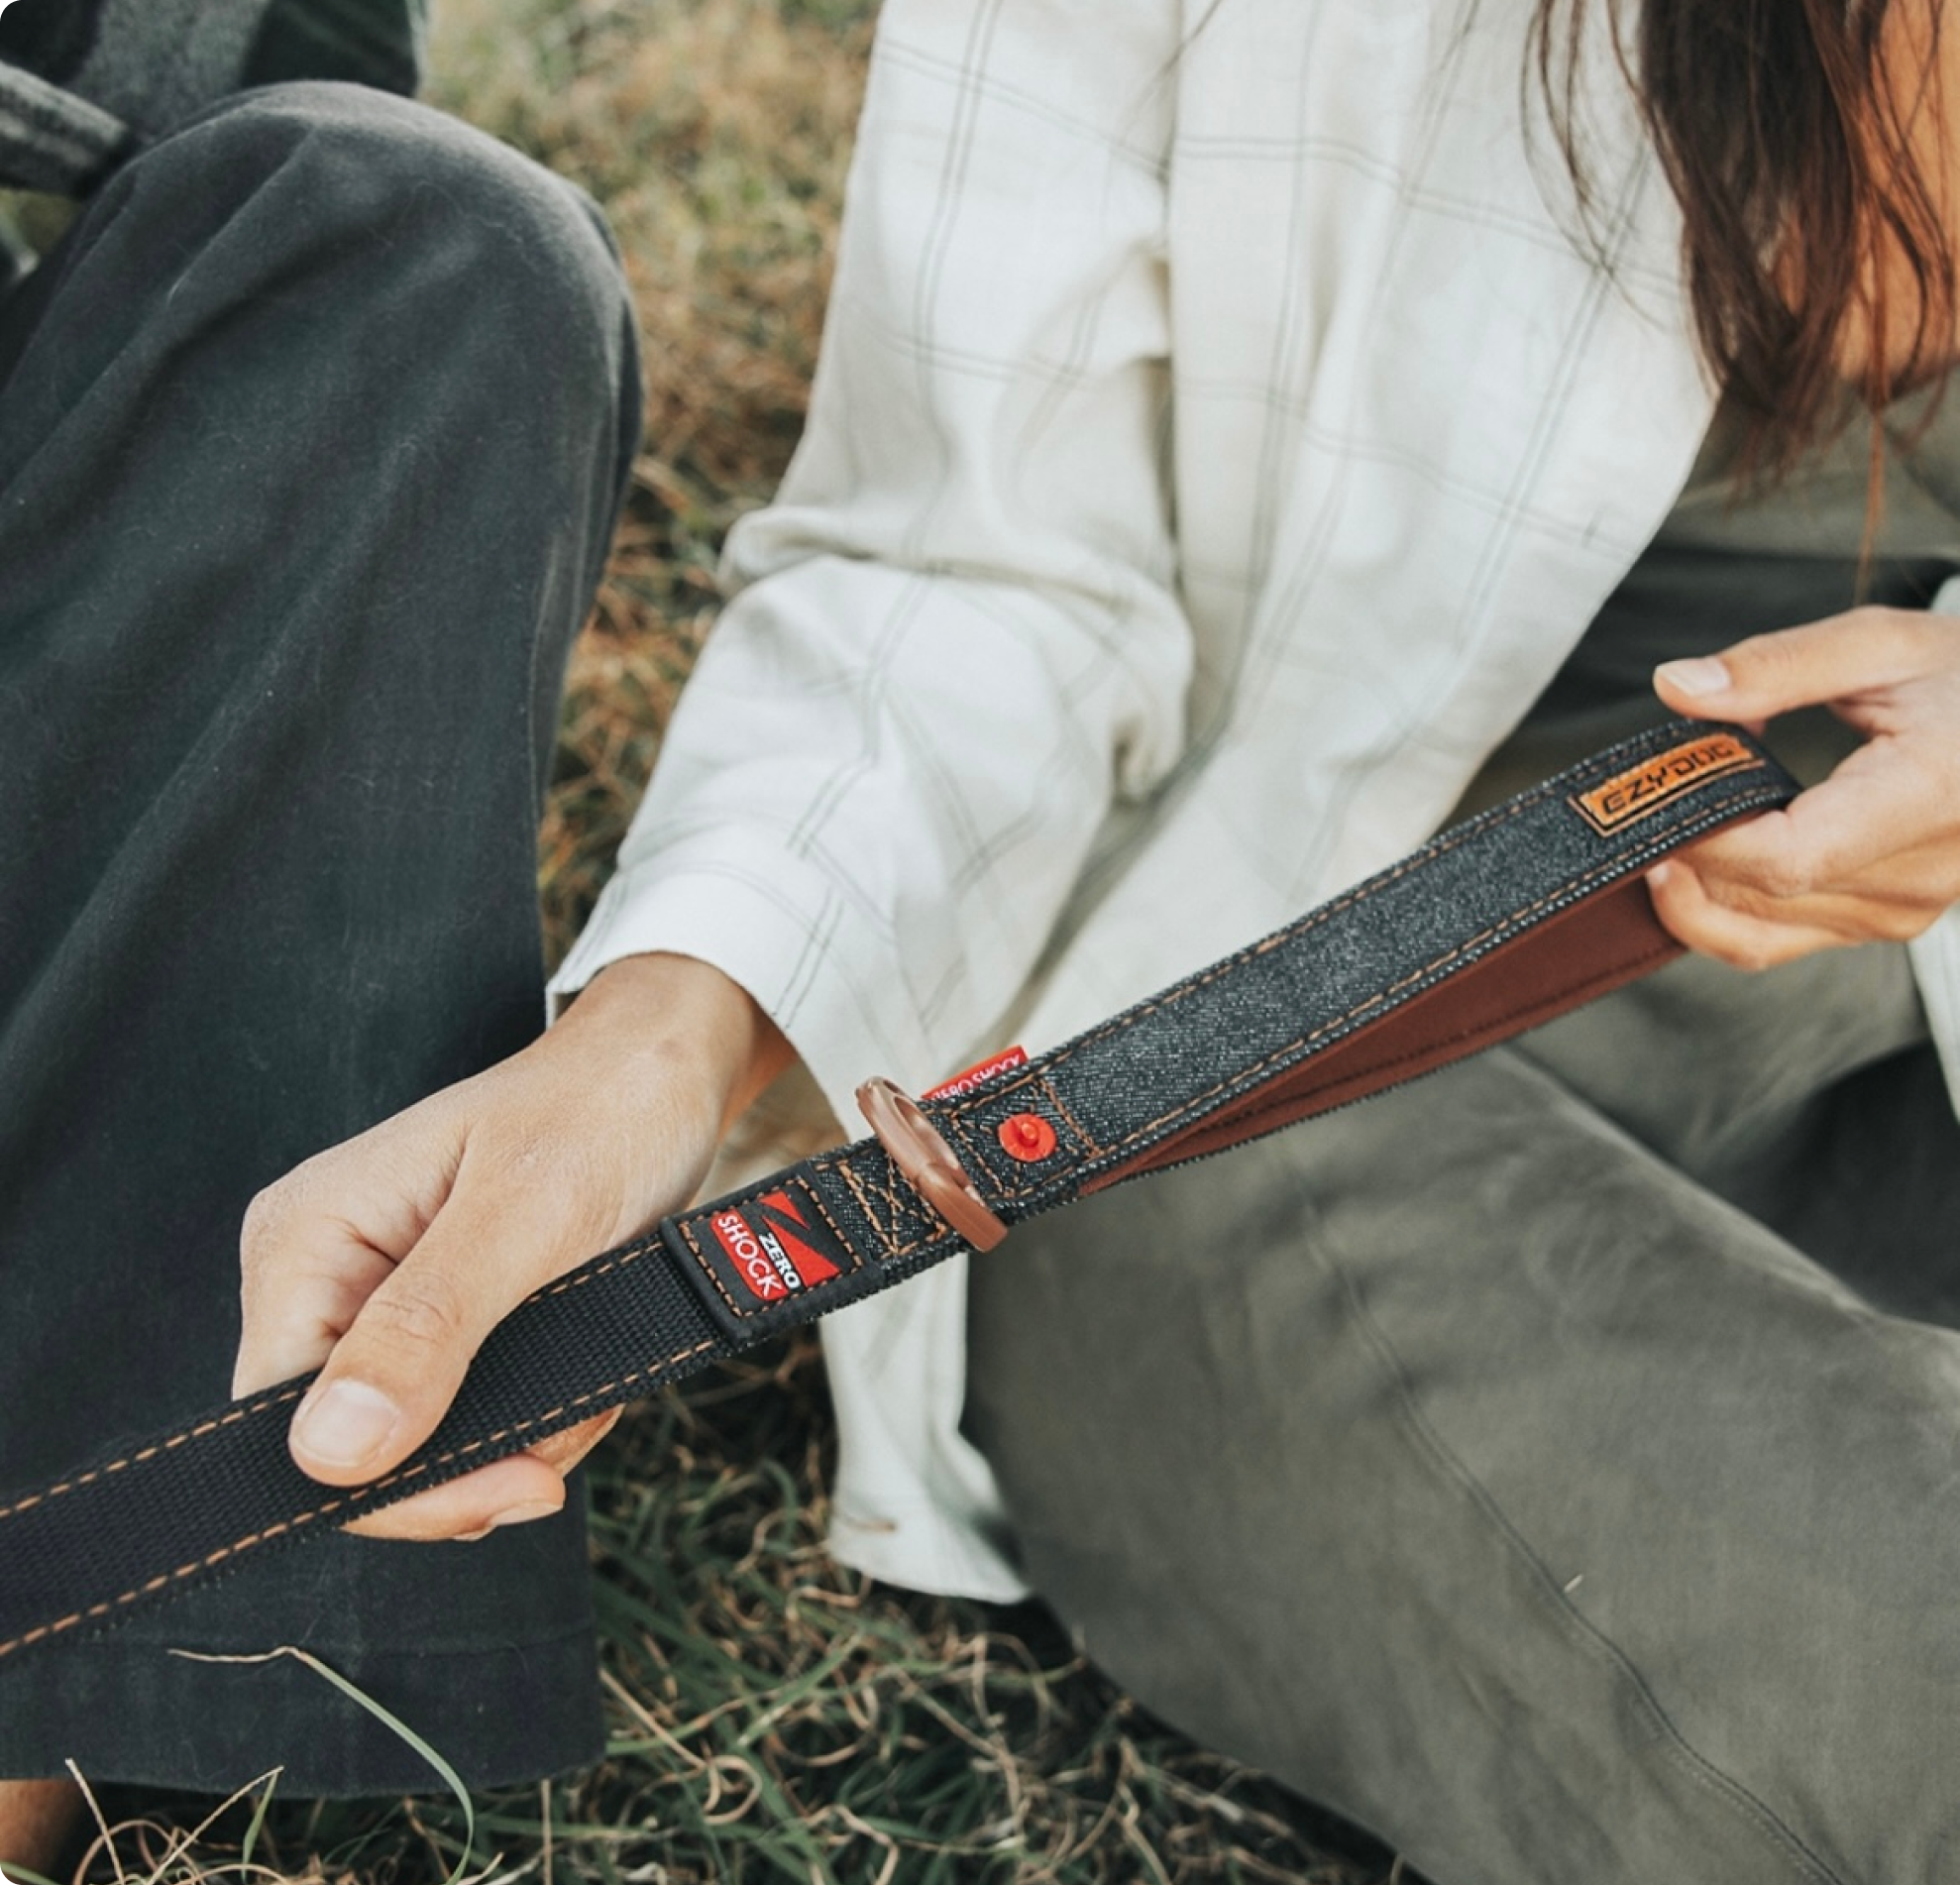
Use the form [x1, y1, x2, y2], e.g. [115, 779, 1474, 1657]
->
[547, 0, 1193, 1598]
[551, 0, 1191, 1121]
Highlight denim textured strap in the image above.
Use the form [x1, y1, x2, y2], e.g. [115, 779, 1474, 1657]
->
[0, 720, 1797, 1658]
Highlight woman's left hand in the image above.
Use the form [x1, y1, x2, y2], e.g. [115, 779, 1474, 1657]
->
[1647, 605, 1960, 968]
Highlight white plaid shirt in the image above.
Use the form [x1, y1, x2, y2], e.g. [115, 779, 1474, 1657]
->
[553, 0, 1960, 1599]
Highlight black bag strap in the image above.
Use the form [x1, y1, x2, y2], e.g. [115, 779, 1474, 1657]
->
[0, 720, 1797, 1659]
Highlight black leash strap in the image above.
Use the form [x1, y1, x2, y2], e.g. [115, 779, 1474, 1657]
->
[0, 721, 1797, 1659]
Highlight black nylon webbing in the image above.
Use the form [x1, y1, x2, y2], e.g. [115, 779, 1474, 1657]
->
[0, 720, 1799, 1658]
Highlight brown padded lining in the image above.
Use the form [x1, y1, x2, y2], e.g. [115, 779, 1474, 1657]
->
[1083, 879, 1683, 1191]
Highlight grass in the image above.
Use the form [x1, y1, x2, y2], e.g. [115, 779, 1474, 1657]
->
[70, 1335, 1401, 1883]
[28, 3, 1412, 1878]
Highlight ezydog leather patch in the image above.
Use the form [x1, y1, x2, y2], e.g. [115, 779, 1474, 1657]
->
[1571, 732, 1765, 836]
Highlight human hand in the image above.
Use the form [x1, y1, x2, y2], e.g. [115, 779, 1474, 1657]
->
[1646, 606, 1960, 968]
[233, 951, 790, 1541]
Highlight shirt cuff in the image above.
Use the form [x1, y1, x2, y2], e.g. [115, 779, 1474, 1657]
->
[545, 829, 941, 1133]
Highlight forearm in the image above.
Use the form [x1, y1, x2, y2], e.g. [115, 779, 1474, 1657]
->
[557, 949, 797, 1140]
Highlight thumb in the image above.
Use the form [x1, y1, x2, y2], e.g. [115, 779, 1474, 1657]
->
[1654, 608, 1938, 723]
[284, 1150, 599, 1487]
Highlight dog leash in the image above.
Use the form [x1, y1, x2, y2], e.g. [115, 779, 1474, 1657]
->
[0, 720, 1797, 1659]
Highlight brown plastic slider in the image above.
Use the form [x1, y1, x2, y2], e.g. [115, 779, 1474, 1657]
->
[855, 1076, 1009, 1252]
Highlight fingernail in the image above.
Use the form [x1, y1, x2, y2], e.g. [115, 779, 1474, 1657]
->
[487, 1499, 562, 1531]
[292, 1380, 401, 1472]
[1647, 860, 1676, 890]
[1656, 656, 1730, 697]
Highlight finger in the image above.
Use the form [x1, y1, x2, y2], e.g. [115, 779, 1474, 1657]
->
[1654, 609, 1957, 723]
[1647, 858, 1878, 968]
[1672, 780, 1960, 918]
[342, 1454, 566, 1543]
[1652, 818, 1949, 942]
[285, 1140, 621, 1486]
[233, 1228, 396, 1398]
[235, 1114, 465, 1396]
[525, 1405, 625, 1478]
[339, 1410, 620, 1542]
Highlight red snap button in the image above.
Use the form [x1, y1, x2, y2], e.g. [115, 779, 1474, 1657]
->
[998, 1112, 1058, 1163]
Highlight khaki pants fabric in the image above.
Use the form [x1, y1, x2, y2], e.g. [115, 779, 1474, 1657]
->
[966, 942, 1960, 1885]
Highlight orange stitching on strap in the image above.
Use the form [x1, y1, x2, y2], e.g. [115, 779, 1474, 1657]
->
[926, 779, 1783, 1191]
[0, 1244, 667, 1525]
[676, 1217, 743, 1317]
[794, 1175, 864, 1275]
[1095, 852, 1632, 1152]
[0, 1329, 717, 1659]
[0, 1385, 308, 1521]
[835, 1158, 930, 1259]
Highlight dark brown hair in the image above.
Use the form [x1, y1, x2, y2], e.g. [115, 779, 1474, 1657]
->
[1532, 0, 1955, 480]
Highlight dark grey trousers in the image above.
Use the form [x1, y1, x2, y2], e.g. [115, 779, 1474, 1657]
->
[0, 82, 640, 1792]
[968, 942, 1960, 1885]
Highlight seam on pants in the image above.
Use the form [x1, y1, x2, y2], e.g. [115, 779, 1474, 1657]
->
[1308, 1193, 1849, 1885]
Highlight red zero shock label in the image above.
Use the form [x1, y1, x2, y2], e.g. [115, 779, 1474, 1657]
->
[708, 1189, 843, 1303]
[925, 1046, 1028, 1101]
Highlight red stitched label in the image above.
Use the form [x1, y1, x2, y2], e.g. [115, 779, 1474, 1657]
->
[708, 1189, 843, 1303]
[925, 1046, 1028, 1102]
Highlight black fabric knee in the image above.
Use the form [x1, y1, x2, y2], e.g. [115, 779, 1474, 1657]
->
[0, 82, 641, 1792]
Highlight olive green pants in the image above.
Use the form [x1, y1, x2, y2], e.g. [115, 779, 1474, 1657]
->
[967, 943, 1960, 1885]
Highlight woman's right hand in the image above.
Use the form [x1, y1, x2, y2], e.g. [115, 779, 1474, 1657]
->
[231, 950, 791, 1542]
